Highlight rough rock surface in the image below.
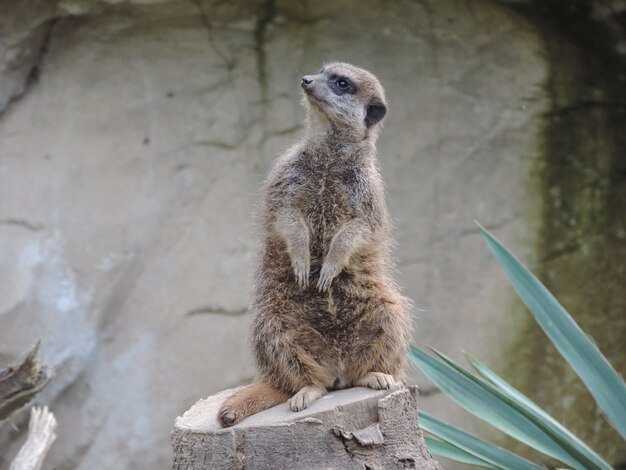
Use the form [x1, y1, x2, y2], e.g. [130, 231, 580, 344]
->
[172, 385, 441, 470]
[0, 0, 544, 468]
[1, 0, 624, 469]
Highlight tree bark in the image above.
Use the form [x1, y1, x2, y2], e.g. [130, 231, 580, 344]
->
[172, 385, 442, 470]
[0, 342, 50, 421]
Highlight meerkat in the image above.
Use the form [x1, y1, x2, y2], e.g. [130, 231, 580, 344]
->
[218, 62, 412, 427]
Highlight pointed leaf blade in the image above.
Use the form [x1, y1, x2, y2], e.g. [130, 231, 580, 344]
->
[424, 436, 498, 468]
[478, 224, 626, 439]
[409, 346, 593, 470]
[464, 353, 612, 470]
[420, 411, 543, 470]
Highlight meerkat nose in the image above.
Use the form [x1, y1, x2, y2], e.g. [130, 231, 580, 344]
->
[301, 76, 313, 87]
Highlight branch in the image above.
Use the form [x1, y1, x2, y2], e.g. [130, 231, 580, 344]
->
[9, 406, 57, 470]
[0, 341, 51, 420]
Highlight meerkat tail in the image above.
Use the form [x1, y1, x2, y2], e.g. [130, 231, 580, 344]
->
[218, 382, 291, 427]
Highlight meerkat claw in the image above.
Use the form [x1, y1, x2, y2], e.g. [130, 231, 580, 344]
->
[316, 264, 338, 292]
[289, 385, 325, 412]
[293, 260, 310, 287]
[218, 408, 237, 427]
[356, 372, 396, 390]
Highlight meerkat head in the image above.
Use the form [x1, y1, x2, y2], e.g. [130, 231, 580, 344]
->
[300, 62, 387, 142]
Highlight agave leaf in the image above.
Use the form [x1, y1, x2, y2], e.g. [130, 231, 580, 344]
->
[420, 411, 542, 470]
[409, 346, 595, 470]
[478, 223, 626, 439]
[465, 353, 612, 470]
[423, 435, 497, 468]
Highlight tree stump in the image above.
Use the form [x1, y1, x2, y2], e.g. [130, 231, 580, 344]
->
[171, 385, 442, 469]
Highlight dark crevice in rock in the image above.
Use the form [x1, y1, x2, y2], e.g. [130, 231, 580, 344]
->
[234, 432, 245, 470]
[334, 431, 361, 463]
[186, 306, 248, 317]
[192, 139, 238, 150]
[540, 243, 581, 263]
[397, 457, 417, 469]
[0, 219, 45, 232]
[0, 18, 58, 119]
[424, 215, 520, 246]
[546, 99, 626, 116]
[254, 0, 276, 104]
[252, 0, 276, 149]
[189, 0, 235, 71]
[456, 216, 520, 238]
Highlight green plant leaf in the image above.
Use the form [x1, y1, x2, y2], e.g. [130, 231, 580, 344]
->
[424, 435, 497, 468]
[420, 411, 542, 470]
[409, 346, 596, 470]
[478, 223, 626, 439]
[465, 353, 613, 470]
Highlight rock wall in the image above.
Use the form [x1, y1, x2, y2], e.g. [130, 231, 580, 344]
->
[497, 2, 626, 465]
[0, 0, 623, 469]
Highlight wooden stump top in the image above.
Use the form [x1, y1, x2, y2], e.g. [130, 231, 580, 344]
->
[172, 385, 442, 470]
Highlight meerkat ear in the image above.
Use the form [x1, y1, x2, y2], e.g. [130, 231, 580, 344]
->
[365, 101, 387, 127]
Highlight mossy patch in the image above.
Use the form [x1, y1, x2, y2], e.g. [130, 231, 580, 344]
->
[498, 1, 626, 466]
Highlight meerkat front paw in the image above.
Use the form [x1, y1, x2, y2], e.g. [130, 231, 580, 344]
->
[292, 255, 310, 287]
[289, 385, 326, 411]
[316, 260, 341, 292]
[355, 372, 396, 390]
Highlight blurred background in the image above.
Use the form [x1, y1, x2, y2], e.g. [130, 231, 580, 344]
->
[0, 0, 625, 468]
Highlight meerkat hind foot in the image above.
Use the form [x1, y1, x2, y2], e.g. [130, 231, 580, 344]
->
[289, 385, 326, 412]
[218, 409, 237, 427]
[355, 372, 396, 390]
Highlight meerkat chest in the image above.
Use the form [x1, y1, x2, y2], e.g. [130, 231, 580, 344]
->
[296, 160, 364, 226]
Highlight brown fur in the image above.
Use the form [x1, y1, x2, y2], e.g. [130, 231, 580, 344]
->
[218, 63, 413, 427]
[218, 382, 291, 427]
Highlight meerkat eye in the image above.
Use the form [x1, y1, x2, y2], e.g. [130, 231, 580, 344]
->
[336, 78, 350, 90]
[328, 76, 356, 95]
